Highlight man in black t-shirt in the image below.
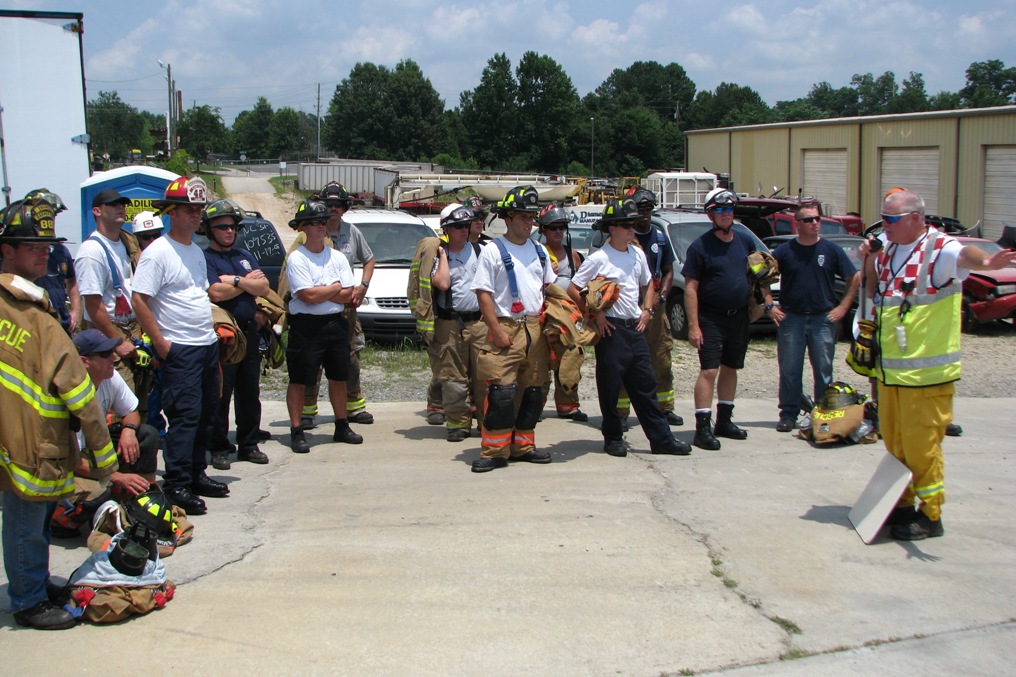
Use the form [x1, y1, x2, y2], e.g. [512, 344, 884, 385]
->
[682, 189, 762, 450]
[202, 199, 271, 469]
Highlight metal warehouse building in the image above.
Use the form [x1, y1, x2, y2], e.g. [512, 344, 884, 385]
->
[686, 105, 1016, 239]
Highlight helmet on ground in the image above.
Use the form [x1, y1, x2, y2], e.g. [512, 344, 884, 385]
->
[108, 532, 150, 576]
[592, 198, 640, 231]
[628, 187, 657, 210]
[704, 187, 738, 211]
[0, 199, 67, 243]
[538, 203, 569, 230]
[288, 199, 330, 229]
[494, 186, 541, 216]
[153, 176, 208, 214]
[819, 382, 861, 410]
[124, 490, 176, 537]
[441, 204, 475, 229]
[319, 181, 352, 207]
[132, 211, 164, 235]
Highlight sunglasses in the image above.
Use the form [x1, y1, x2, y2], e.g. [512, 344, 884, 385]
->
[880, 212, 912, 224]
[444, 223, 469, 230]
[542, 225, 567, 232]
[92, 349, 115, 358]
[798, 216, 821, 224]
[212, 224, 240, 231]
[136, 232, 160, 241]
[709, 206, 734, 214]
[303, 219, 329, 227]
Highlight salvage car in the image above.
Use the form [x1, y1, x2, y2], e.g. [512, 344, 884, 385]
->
[953, 237, 1016, 331]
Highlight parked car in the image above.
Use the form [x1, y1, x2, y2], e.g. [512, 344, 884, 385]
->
[763, 234, 865, 339]
[193, 210, 284, 289]
[734, 197, 851, 240]
[953, 236, 1016, 331]
[651, 208, 778, 339]
[342, 209, 435, 341]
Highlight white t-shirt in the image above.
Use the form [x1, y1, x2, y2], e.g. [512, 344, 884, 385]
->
[471, 237, 554, 317]
[75, 232, 135, 324]
[286, 245, 354, 316]
[132, 236, 216, 345]
[76, 371, 137, 450]
[572, 243, 651, 320]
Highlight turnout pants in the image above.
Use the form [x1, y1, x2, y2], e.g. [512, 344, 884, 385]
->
[880, 382, 951, 520]
[596, 321, 672, 445]
[617, 307, 674, 416]
[476, 317, 549, 460]
[429, 317, 482, 431]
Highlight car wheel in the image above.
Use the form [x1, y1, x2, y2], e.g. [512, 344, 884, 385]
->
[668, 293, 688, 340]
[961, 296, 977, 333]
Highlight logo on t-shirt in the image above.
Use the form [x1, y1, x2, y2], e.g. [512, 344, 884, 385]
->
[817, 254, 826, 267]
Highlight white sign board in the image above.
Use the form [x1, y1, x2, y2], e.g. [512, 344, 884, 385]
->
[848, 452, 913, 544]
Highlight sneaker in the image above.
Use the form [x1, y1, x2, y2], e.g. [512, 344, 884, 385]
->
[665, 411, 684, 426]
[333, 426, 364, 444]
[290, 426, 310, 454]
[776, 418, 795, 433]
[13, 600, 76, 630]
[559, 410, 589, 422]
[890, 512, 944, 541]
[510, 449, 551, 464]
[300, 415, 317, 431]
[651, 438, 692, 456]
[238, 447, 270, 464]
[348, 410, 374, 424]
[210, 451, 231, 470]
[471, 457, 508, 473]
[604, 439, 630, 457]
[426, 411, 446, 425]
[447, 428, 471, 442]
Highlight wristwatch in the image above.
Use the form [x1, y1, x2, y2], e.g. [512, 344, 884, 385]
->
[361, 280, 370, 288]
[765, 302, 775, 311]
[121, 423, 139, 432]
[233, 275, 241, 287]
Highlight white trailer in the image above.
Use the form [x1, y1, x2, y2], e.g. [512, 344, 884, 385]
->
[642, 171, 716, 209]
[0, 10, 91, 248]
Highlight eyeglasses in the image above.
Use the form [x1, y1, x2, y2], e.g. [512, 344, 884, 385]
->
[798, 216, 821, 224]
[212, 224, 240, 231]
[709, 206, 734, 214]
[880, 211, 913, 224]
[542, 225, 567, 232]
[136, 232, 160, 241]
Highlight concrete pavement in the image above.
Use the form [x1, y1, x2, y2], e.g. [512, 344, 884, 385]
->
[1, 397, 1013, 675]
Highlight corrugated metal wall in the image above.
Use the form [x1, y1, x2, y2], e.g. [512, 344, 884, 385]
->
[687, 107, 1016, 230]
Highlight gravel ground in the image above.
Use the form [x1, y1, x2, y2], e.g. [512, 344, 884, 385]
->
[260, 322, 1016, 407]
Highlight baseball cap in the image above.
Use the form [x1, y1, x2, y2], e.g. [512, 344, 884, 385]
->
[91, 189, 132, 208]
[72, 329, 123, 356]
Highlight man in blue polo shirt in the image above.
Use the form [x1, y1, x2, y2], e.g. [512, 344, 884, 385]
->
[767, 204, 858, 432]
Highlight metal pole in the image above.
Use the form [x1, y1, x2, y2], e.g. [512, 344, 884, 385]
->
[0, 100, 12, 206]
[590, 117, 595, 177]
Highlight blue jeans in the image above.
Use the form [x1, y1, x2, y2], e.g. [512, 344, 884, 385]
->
[777, 312, 836, 421]
[2, 491, 56, 613]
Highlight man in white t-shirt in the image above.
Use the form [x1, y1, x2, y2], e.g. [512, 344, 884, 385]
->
[74, 189, 145, 393]
[132, 177, 225, 516]
[284, 199, 363, 454]
[50, 330, 162, 538]
[569, 199, 691, 458]
[860, 187, 1016, 540]
[469, 186, 556, 473]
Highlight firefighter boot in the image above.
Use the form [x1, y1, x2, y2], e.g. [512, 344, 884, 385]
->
[714, 402, 748, 440]
[693, 411, 721, 450]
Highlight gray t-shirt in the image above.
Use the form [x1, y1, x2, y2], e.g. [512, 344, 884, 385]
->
[331, 223, 373, 268]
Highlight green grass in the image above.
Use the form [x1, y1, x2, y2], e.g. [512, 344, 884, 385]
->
[769, 615, 802, 635]
[360, 339, 430, 377]
[269, 175, 312, 199]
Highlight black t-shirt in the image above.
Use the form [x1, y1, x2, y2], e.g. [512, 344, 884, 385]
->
[634, 226, 675, 280]
[681, 230, 755, 312]
[773, 238, 856, 314]
[204, 247, 261, 326]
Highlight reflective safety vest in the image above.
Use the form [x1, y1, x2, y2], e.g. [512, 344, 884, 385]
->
[873, 229, 961, 387]
[0, 274, 116, 500]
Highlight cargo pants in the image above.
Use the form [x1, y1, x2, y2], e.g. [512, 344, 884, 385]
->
[617, 306, 674, 416]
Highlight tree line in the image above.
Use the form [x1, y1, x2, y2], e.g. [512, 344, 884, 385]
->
[87, 57, 1016, 177]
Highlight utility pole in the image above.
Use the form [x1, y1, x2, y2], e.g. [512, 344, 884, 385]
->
[158, 60, 174, 153]
[316, 83, 321, 161]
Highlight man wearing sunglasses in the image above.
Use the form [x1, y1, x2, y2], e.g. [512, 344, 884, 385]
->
[769, 204, 858, 433]
[860, 188, 1016, 540]
[202, 200, 271, 470]
[682, 188, 759, 450]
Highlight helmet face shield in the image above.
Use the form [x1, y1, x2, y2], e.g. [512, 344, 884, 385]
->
[705, 189, 738, 211]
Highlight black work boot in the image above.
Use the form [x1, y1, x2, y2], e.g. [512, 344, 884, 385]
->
[290, 426, 310, 454]
[714, 403, 748, 440]
[693, 411, 721, 450]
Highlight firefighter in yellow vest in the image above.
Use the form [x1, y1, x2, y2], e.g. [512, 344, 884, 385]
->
[861, 188, 1016, 540]
[0, 211, 116, 630]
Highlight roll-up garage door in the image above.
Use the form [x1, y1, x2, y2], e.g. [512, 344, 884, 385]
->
[802, 149, 848, 214]
[879, 148, 939, 213]
[983, 146, 1016, 241]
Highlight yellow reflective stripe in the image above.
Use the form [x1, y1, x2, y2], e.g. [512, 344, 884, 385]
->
[90, 440, 117, 469]
[420, 277, 433, 290]
[346, 398, 366, 413]
[617, 397, 630, 407]
[915, 481, 944, 498]
[656, 389, 675, 404]
[302, 403, 318, 416]
[410, 261, 421, 271]
[0, 361, 70, 419]
[63, 376, 96, 413]
[0, 458, 74, 498]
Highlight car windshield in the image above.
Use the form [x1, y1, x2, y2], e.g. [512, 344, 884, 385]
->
[355, 222, 435, 264]
[660, 219, 772, 260]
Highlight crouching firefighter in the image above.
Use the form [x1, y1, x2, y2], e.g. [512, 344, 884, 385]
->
[469, 186, 557, 473]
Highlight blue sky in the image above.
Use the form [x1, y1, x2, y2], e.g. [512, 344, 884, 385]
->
[10, 0, 1016, 124]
